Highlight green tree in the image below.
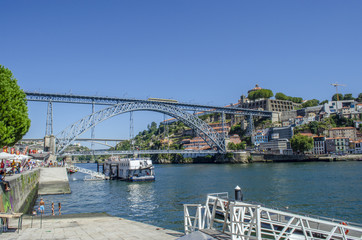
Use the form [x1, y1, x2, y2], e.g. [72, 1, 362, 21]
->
[308, 121, 319, 135]
[343, 93, 354, 100]
[236, 142, 246, 150]
[248, 89, 274, 100]
[227, 142, 236, 150]
[275, 92, 303, 103]
[290, 134, 313, 153]
[275, 92, 288, 100]
[148, 121, 158, 133]
[332, 94, 343, 101]
[331, 115, 354, 127]
[320, 100, 328, 105]
[0, 65, 31, 147]
[289, 97, 303, 103]
[302, 99, 320, 108]
[356, 93, 362, 102]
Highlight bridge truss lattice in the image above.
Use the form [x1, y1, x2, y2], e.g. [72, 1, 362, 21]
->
[56, 101, 227, 155]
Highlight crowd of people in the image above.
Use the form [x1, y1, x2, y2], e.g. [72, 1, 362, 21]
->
[0, 159, 40, 191]
[0, 157, 66, 192]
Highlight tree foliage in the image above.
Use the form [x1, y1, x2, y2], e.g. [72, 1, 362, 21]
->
[275, 92, 288, 100]
[290, 134, 313, 153]
[248, 89, 274, 100]
[227, 142, 246, 151]
[275, 92, 303, 103]
[332, 93, 343, 101]
[356, 93, 362, 102]
[343, 93, 354, 100]
[320, 100, 328, 105]
[330, 115, 354, 127]
[0, 65, 31, 147]
[302, 99, 320, 108]
[293, 115, 354, 137]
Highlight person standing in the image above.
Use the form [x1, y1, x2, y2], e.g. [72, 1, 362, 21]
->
[39, 198, 45, 214]
[51, 202, 55, 216]
[58, 202, 61, 215]
[0, 160, 4, 170]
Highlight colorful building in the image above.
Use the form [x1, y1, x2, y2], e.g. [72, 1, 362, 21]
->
[313, 136, 326, 155]
[329, 127, 357, 141]
[325, 137, 349, 154]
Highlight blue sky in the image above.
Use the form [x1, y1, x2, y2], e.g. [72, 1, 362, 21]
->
[1, 1, 361, 147]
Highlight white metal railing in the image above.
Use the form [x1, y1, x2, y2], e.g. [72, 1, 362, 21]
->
[184, 194, 362, 240]
[230, 204, 362, 240]
[68, 166, 106, 180]
[184, 195, 232, 234]
[184, 204, 206, 234]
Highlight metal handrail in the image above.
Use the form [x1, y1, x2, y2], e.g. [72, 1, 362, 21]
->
[68, 166, 106, 180]
[184, 194, 362, 240]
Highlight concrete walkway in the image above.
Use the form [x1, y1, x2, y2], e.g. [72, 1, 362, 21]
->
[1, 213, 183, 240]
[38, 168, 71, 195]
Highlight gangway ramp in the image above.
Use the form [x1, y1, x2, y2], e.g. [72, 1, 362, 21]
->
[183, 193, 362, 240]
[68, 165, 107, 180]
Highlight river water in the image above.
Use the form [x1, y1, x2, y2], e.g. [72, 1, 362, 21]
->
[36, 161, 362, 231]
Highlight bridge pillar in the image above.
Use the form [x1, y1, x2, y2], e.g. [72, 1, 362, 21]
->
[246, 115, 254, 136]
[44, 134, 56, 154]
[64, 155, 72, 164]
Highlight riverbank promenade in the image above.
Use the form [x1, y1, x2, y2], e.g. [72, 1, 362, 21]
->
[1, 212, 183, 239]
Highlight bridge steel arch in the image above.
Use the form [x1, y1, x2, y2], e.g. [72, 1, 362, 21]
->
[55, 101, 226, 155]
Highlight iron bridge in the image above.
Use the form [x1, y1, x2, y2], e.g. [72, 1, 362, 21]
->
[25, 91, 273, 156]
[62, 150, 218, 156]
[55, 101, 228, 155]
[25, 91, 272, 117]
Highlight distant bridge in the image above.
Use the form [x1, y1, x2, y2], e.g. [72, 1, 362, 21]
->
[21, 138, 125, 148]
[21, 138, 125, 142]
[63, 150, 218, 156]
[25, 91, 273, 155]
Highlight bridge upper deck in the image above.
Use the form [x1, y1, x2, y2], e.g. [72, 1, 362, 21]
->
[25, 91, 272, 117]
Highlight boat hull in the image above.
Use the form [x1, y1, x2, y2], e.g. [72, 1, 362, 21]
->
[128, 176, 155, 182]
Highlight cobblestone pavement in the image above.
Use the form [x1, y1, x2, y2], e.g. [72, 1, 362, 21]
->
[1, 213, 183, 240]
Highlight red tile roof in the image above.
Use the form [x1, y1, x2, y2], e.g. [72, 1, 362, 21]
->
[330, 127, 355, 130]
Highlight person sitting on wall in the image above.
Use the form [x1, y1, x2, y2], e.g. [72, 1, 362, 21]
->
[0, 160, 4, 170]
[11, 160, 15, 173]
[16, 162, 20, 174]
[0, 170, 11, 191]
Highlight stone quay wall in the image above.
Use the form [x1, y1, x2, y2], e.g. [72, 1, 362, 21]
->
[0, 169, 40, 213]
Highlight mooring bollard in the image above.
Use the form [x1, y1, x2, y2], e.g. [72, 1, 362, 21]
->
[235, 185, 243, 201]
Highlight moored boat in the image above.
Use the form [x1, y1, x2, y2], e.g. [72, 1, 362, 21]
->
[104, 157, 155, 181]
[66, 167, 78, 174]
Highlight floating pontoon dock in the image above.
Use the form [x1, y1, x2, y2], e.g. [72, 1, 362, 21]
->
[183, 192, 362, 240]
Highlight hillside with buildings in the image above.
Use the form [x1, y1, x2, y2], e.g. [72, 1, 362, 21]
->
[112, 84, 362, 162]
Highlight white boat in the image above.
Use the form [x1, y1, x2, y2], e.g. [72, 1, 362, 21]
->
[105, 157, 155, 181]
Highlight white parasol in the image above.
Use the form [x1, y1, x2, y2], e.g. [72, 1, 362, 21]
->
[0, 152, 16, 159]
